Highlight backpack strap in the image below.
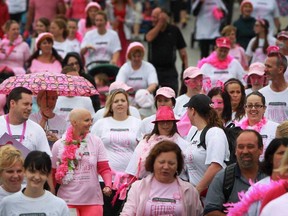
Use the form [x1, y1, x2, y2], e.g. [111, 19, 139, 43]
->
[197, 126, 210, 150]
[223, 163, 236, 203]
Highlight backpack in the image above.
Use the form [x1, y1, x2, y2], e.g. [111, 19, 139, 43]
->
[196, 123, 242, 165]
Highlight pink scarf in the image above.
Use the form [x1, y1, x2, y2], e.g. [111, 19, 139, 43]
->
[235, 117, 267, 133]
[1, 35, 23, 58]
[197, 51, 234, 69]
[225, 179, 286, 216]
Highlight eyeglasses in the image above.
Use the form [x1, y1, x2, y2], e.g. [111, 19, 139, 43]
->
[245, 104, 264, 109]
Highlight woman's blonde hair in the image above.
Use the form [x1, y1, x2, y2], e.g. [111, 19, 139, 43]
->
[103, 89, 130, 117]
[0, 145, 23, 173]
[276, 121, 288, 138]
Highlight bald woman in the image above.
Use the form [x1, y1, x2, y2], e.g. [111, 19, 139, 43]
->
[51, 108, 112, 216]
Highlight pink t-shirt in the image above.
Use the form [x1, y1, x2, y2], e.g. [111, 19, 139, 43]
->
[78, 19, 97, 37]
[0, 41, 30, 75]
[229, 45, 248, 70]
[51, 133, 108, 205]
[66, 0, 87, 19]
[144, 178, 183, 216]
[29, 59, 62, 74]
[30, 0, 64, 24]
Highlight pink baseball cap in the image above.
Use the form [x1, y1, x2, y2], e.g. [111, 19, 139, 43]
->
[277, 31, 288, 40]
[36, 32, 54, 49]
[248, 62, 265, 76]
[216, 37, 231, 49]
[152, 106, 179, 123]
[240, 0, 253, 12]
[85, 2, 101, 13]
[109, 81, 133, 94]
[126, 42, 145, 60]
[155, 87, 175, 99]
[183, 66, 203, 79]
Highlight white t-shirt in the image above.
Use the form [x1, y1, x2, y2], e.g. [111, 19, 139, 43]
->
[244, 120, 278, 161]
[144, 178, 183, 216]
[54, 96, 95, 121]
[250, 0, 280, 36]
[0, 185, 25, 202]
[7, 0, 26, 14]
[260, 192, 288, 216]
[53, 40, 75, 58]
[126, 133, 189, 178]
[29, 112, 68, 139]
[136, 114, 156, 141]
[284, 56, 288, 83]
[200, 59, 245, 87]
[174, 94, 190, 118]
[259, 85, 288, 123]
[0, 116, 51, 156]
[81, 29, 121, 66]
[93, 106, 141, 124]
[0, 190, 70, 216]
[184, 126, 230, 186]
[192, 0, 227, 40]
[116, 61, 158, 92]
[67, 38, 81, 54]
[91, 116, 141, 175]
[246, 36, 276, 64]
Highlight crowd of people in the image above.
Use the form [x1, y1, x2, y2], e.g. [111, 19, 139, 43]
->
[0, 0, 288, 216]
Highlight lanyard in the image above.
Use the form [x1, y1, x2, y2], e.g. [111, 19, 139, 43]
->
[5, 115, 27, 143]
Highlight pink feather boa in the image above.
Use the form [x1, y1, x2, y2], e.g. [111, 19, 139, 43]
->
[224, 179, 286, 216]
[197, 51, 234, 69]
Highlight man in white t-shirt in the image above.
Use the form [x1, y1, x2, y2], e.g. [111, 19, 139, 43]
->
[260, 51, 288, 123]
[174, 66, 203, 118]
[276, 31, 288, 82]
[0, 87, 51, 155]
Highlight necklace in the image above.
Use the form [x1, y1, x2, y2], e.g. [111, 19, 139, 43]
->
[5, 115, 27, 143]
[55, 126, 87, 185]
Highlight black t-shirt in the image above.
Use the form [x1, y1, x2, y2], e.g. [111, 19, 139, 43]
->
[147, 24, 186, 68]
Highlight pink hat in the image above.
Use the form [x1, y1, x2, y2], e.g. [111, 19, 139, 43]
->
[216, 37, 231, 49]
[277, 31, 288, 40]
[248, 62, 265, 76]
[109, 81, 133, 94]
[240, 0, 253, 12]
[36, 32, 54, 49]
[152, 106, 179, 123]
[183, 66, 203, 79]
[155, 87, 175, 99]
[126, 42, 145, 60]
[85, 2, 101, 13]
[135, 89, 154, 108]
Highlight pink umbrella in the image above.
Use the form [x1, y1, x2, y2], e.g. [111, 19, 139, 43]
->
[0, 72, 98, 96]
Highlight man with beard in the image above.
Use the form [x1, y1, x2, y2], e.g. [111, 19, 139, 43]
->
[0, 87, 51, 155]
[203, 130, 266, 216]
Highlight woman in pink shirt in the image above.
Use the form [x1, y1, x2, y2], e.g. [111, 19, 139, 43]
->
[26, 33, 63, 74]
[78, 2, 102, 37]
[221, 25, 248, 70]
[0, 20, 30, 75]
[121, 141, 203, 216]
[52, 108, 112, 216]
